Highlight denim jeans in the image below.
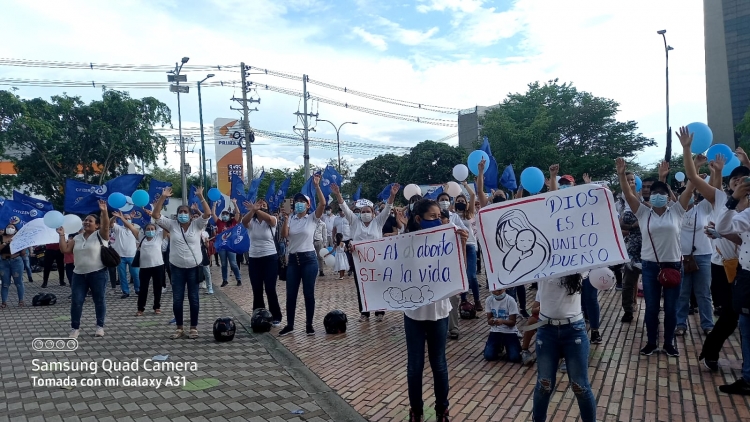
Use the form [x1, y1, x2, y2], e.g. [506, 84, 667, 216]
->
[65, 263, 74, 285]
[460, 244, 479, 303]
[0, 257, 25, 304]
[285, 251, 318, 328]
[118, 256, 140, 295]
[22, 250, 33, 281]
[739, 314, 750, 383]
[70, 268, 108, 329]
[171, 265, 200, 327]
[404, 314, 449, 415]
[484, 331, 522, 362]
[201, 265, 213, 293]
[507, 285, 527, 312]
[676, 254, 714, 331]
[581, 277, 600, 330]
[218, 250, 241, 283]
[533, 320, 596, 422]
[642, 260, 682, 346]
[248, 254, 282, 322]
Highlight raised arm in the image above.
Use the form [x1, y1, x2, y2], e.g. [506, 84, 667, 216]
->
[151, 187, 172, 220]
[658, 160, 669, 183]
[678, 179, 694, 210]
[281, 210, 290, 239]
[330, 183, 356, 224]
[374, 183, 399, 227]
[98, 200, 110, 240]
[210, 201, 220, 222]
[476, 158, 488, 208]
[231, 200, 241, 222]
[678, 126, 717, 204]
[56, 227, 74, 254]
[548, 164, 559, 192]
[616, 158, 641, 214]
[113, 211, 139, 238]
[313, 174, 325, 219]
[241, 200, 256, 227]
[463, 180, 476, 215]
[194, 187, 211, 220]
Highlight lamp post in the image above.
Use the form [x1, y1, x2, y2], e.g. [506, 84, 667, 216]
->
[657, 30, 674, 162]
[316, 119, 357, 172]
[197, 74, 214, 189]
[168, 56, 190, 202]
[205, 159, 213, 188]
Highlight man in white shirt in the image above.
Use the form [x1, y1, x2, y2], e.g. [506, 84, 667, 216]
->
[110, 211, 141, 299]
[314, 219, 326, 277]
[322, 206, 335, 247]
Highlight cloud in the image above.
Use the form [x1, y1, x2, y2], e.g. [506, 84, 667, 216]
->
[375, 17, 441, 46]
[352, 27, 388, 51]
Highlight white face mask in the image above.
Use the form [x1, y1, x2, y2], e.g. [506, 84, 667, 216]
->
[439, 201, 450, 210]
[360, 212, 373, 223]
[5, 227, 16, 235]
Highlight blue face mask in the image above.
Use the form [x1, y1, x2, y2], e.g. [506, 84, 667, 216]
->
[145, 230, 156, 238]
[493, 293, 506, 300]
[559, 184, 571, 190]
[419, 218, 442, 230]
[294, 202, 307, 214]
[177, 213, 190, 223]
[650, 193, 668, 208]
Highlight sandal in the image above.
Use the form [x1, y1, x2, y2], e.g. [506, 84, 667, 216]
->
[18, 301, 24, 307]
[135, 311, 144, 316]
[189, 328, 198, 339]
[1, 303, 6, 309]
[154, 309, 161, 315]
[171, 329, 185, 339]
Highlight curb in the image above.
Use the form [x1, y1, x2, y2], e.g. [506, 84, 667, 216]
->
[211, 287, 368, 422]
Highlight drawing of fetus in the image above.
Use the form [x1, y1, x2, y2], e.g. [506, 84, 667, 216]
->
[495, 209, 551, 284]
[383, 286, 435, 308]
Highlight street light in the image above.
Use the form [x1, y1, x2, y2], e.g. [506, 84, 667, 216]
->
[168, 56, 190, 202]
[197, 73, 215, 189]
[316, 119, 358, 172]
[205, 158, 213, 188]
[657, 30, 674, 162]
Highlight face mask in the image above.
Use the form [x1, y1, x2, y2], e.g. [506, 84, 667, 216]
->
[438, 200, 450, 210]
[326, 210, 332, 215]
[361, 212, 373, 223]
[688, 197, 694, 205]
[177, 213, 190, 223]
[221, 215, 229, 222]
[559, 184, 571, 190]
[145, 230, 156, 238]
[493, 293, 506, 301]
[650, 193, 668, 208]
[5, 227, 15, 235]
[260, 208, 268, 213]
[294, 202, 306, 214]
[409, 203, 414, 211]
[492, 196, 505, 204]
[455, 202, 467, 211]
[419, 218, 442, 230]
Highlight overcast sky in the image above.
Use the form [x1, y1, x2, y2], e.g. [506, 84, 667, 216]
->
[0, 0, 708, 179]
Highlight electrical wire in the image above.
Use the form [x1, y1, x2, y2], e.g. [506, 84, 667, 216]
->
[0, 58, 239, 73]
[0, 78, 239, 89]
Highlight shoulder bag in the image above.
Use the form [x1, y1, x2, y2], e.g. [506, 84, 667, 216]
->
[131, 237, 147, 268]
[682, 212, 700, 273]
[179, 225, 203, 267]
[96, 233, 121, 268]
[647, 213, 682, 288]
[270, 223, 287, 281]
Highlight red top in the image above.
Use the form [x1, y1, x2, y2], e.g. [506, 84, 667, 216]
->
[46, 243, 60, 250]
[64, 253, 75, 264]
[215, 219, 237, 233]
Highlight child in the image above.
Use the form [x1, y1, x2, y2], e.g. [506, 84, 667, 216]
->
[324, 233, 348, 280]
[484, 288, 522, 362]
[520, 292, 541, 365]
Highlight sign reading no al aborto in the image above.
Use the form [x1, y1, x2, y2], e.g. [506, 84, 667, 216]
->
[352, 225, 467, 312]
[477, 184, 628, 290]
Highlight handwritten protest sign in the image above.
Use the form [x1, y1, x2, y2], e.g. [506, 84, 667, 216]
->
[477, 184, 627, 290]
[10, 218, 61, 254]
[352, 225, 467, 312]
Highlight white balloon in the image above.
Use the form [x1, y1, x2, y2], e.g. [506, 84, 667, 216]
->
[62, 214, 82, 234]
[589, 267, 616, 290]
[324, 255, 336, 267]
[404, 184, 422, 200]
[120, 196, 134, 212]
[446, 181, 462, 197]
[452, 164, 469, 182]
[319, 248, 329, 259]
[675, 171, 685, 182]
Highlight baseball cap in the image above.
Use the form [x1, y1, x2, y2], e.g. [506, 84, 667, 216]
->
[559, 175, 574, 184]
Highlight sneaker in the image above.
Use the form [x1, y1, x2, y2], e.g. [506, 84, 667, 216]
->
[718, 378, 750, 396]
[121, 293, 130, 299]
[621, 312, 633, 323]
[519, 309, 530, 319]
[94, 326, 105, 337]
[162, 287, 167, 294]
[559, 359, 567, 373]
[521, 350, 535, 365]
[375, 314, 384, 322]
[199, 282, 206, 289]
[703, 328, 713, 335]
[221, 281, 228, 287]
[615, 283, 623, 291]
[359, 314, 369, 323]
[278, 326, 294, 336]
[41, 281, 48, 288]
[640, 343, 658, 356]
[703, 358, 719, 371]
[449, 331, 459, 340]
[169, 318, 176, 324]
[674, 326, 687, 336]
[69, 329, 80, 339]
[590, 330, 603, 344]
[236, 281, 242, 286]
[663, 343, 679, 357]
[306, 325, 315, 336]
[272, 321, 281, 328]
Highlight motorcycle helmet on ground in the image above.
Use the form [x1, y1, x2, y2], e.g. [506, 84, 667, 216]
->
[250, 309, 273, 333]
[323, 310, 348, 334]
[459, 301, 476, 319]
[32, 293, 57, 306]
[212, 317, 236, 342]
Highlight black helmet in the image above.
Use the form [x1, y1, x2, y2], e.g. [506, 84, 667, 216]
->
[323, 310, 347, 334]
[250, 309, 273, 333]
[459, 301, 476, 319]
[32, 293, 57, 306]
[212, 317, 236, 342]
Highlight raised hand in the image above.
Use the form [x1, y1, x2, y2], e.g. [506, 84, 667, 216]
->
[194, 187, 204, 197]
[390, 183, 401, 196]
[615, 158, 627, 175]
[710, 153, 726, 174]
[112, 210, 125, 220]
[478, 158, 486, 174]
[676, 126, 693, 148]
[162, 187, 173, 198]
[549, 164, 559, 177]
[330, 183, 340, 195]
[56, 227, 65, 236]
[98, 199, 108, 212]
[142, 208, 153, 217]
[313, 173, 321, 187]
[694, 154, 708, 169]
[736, 147, 749, 165]
[582, 173, 591, 184]
[243, 201, 253, 210]
[658, 160, 670, 179]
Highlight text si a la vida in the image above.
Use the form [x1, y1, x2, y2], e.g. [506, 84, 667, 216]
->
[355, 231, 457, 284]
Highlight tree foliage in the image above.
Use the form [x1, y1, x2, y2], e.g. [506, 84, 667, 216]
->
[350, 153, 404, 201]
[145, 166, 200, 199]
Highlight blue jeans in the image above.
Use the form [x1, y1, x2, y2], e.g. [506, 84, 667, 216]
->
[581, 277, 600, 330]
[404, 314, 449, 415]
[201, 266, 213, 293]
[70, 268, 108, 329]
[22, 250, 33, 281]
[676, 254, 714, 331]
[285, 251, 318, 328]
[533, 320, 596, 422]
[642, 260, 682, 346]
[0, 257, 25, 304]
[118, 256, 140, 295]
[740, 314, 750, 383]
[484, 331, 522, 362]
[219, 250, 242, 283]
[460, 244, 479, 303]
[171, 265, 200, 327]
[507, 285, 527, 311]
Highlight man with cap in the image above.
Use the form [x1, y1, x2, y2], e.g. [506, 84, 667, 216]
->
[558, 174, 575, 189]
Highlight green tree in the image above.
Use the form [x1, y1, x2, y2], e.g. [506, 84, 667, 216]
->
[257, 165, 311, 201]
[144, 166, 200, 199]
[481, 79, 655, 185]
[398, 141, 466, 185]
[350, 153, 404, 201]
[0, 89, 171, 208]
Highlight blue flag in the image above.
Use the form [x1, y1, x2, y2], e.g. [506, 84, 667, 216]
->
[480, 136, 499, 191]
[320, 165, 343, 200]
[500, 164, 518, 191]
[148, 178, 171, 206]
[214, 224, 250, 254]
[353, 184, 362, 201]
[247, 171, 265, 202]
[377, 183, 394, 201]
[264, 180, 276, 208]
[272, 177, 292, 212]
[0, 199, 46, 227]
[424, 186, 443, 200]
[231, 174, 248, 214]
[189, 185, 225, 226]
[13, 191, 54, 212]
[64, 174, 144, 214]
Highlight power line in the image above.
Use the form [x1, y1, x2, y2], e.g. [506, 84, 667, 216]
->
[0, 78, 240, 89]
[0, 58, 239, 73]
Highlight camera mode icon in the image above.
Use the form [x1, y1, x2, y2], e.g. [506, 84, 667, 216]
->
[32, 338, 78, 352]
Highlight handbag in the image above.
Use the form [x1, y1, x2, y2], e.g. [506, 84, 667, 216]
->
[270, 224, 287, 281]
[646, 213, 682, 288]
[716, 245, 739, 283]
[132, 237, 146, 268]
[682, 212, 700, 273]
[96, 233, 121, 268]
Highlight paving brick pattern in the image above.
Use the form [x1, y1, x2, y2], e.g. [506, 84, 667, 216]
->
[222, 263, 750, 422]
[0, 272, 336, 422]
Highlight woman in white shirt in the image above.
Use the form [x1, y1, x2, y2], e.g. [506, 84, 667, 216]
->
[241, 198, 282, 326]
[57, 200, 111, 339]
[330, 182, 398, 322]
[135, 223, 166, 316]
[454, 182, 481, 311]
[617, 157, 692, 357]
[278, 174, 326, 337]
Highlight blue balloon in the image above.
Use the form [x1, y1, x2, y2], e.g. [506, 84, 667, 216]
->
[327, 246, 336, 256]
[706, 143, 733, 163]
[722, 156, 741, 177]
[635, 176, 642, 192]
[520, 167, 545, 194]
[107, 192, 126, 209]
[131, 189, 150, 207]
[467, 150, 490, 176]
[208, 188, 222, 202]
[43, 210, 64, 229]
[687, 122, 713, 154]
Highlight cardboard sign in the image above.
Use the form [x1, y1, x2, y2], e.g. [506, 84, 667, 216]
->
[352, 225, 467, 312]
[477, 184, 627, 289]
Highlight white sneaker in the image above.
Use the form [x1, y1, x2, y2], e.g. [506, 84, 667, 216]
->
[95, 326, 105, 337]
[69, 329, 80, 339]
[199, 282, 206, 289]
[162, 287, 167, 294]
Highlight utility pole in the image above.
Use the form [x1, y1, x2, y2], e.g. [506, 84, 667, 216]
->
[233, 62, 260, 185]
[293, 74, 317, 179]
[168, 57, 190, 203]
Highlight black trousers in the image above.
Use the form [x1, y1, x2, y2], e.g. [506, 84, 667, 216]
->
[137, 265, 164, 312]
[353, 270, 384, 317]
[43, 249, 64, 283]
[701, 264, 738, 361]
[248, 254, 283, 322]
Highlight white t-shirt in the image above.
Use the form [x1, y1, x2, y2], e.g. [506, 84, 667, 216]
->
[635, 203, 685, 263]
[72, 232, 106, 274]
[711, 189, 739, 264]
[287, 213, 318, 254]
[448, 212, 468, 232]
[322, 214, 336, 237]
[342, 202, 392, 242]
[485, 294, 519, 334]
[137, 228, 165, 269]
[333, 215, 351, 240]
[680, 200, 713, 256]
[155, 216, 209, 268]
[537, 277, 582, 320]
[111, 224, 137, 258]
[314, 220, 326, 242]
[462, 217, 477, 246]
[404, 298, 452, 321]
[247, 217, 278, 258]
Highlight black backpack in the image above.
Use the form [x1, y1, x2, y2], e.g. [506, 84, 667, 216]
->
[459, 301, 476, 319]
[32, 293, 57, 306]
[323, 310, 348, 334]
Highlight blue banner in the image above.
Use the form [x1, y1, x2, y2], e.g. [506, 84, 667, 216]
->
[500, 164, 518, 191]
[64, 174, 144, 214]
[0, 199, 46, 227]
[148, 178, 172, 206]
[13, 191, 54, 212]
[424, 186, 443, 200]
[264, 180, 276, 208]
[231, 174, 248, 214]
[271, 177, 292, 212]
[480, 136, 499, 191]
[353, 184, 362, 201]
[377, 183, 394, 201]
[214, 224, 250, 254]
[247, 171, 265, 202]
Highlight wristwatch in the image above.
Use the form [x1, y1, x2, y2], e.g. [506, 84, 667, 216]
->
[726, 195, 740, 210]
